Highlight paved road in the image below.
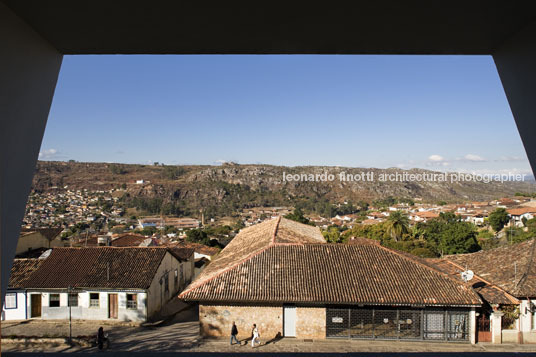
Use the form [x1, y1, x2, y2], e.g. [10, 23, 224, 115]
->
[2, 305, 200, 353]
[2, 305, 536, 355]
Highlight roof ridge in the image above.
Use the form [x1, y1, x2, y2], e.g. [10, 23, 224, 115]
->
[374, 244, 479, 294]
[271, 216, 282, 245]
[443, 259, 519, 304]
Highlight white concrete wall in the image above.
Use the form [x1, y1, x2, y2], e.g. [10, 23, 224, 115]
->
[469, 308, 476, 344]
[146, 251, 182, 318]
[1, 291, 27, 320]
[518, 299, 536, 343]
[37, 291, 147, 322]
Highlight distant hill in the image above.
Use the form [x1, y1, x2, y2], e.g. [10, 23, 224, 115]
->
[32, 161, 536, 217]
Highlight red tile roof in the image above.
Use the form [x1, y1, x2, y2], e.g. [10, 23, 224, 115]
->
[425, 258, 519, 305]
[111, 233, 148, 247]
[415, 211, 440, 219]
[168, 241, 220, 256]
[8, 259, 44, 289]
[168, 247, 195, 261]
[180, 218, 480, 306]
[507, 207, 536, 216]
[444, 239, 536, 298]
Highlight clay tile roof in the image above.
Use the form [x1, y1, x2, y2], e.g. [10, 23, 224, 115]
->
[425, 258, 519, 305]
[111, 233, 148, 247]
[20, 227, 63, 241]
[168, 247, 195, 261]
[172, 242, 220, 256]
[22, 247, 170, 289]
[360, 219, 381, 225]
[180, 218, 481, 306]
[415, 211, 440, 219]
[444, 239, 536, 298]
[8, 259, 44, 289]
[507, 207, 536, 216]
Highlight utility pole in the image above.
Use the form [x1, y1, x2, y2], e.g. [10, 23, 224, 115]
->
[68, 285, 72, 346]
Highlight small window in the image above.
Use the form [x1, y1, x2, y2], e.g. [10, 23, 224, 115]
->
[68, 293, 78, 307]
[49, 294, 60, 307]
[5, 293, 17, 309]
[127, 294, 137, 309]
[174, 269, 178, 286]
[90, 293, 99, 307]
[165, 274, 169, 292]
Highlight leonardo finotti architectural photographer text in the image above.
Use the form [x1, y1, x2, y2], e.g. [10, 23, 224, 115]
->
[282, 171, 527, 184]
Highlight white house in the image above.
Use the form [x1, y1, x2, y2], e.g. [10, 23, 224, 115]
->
[508, 207, 536, 227]
[2, 247, 194, 322]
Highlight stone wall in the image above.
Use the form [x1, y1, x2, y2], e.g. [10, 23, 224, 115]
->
[200, 304, 283, 340]
[199, 304, 327, 340]
[296, 306, 326, 339]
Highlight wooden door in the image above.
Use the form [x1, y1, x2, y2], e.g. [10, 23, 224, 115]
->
[108, 294, 118, 319]
[476, 313, 492, 342]
[31, 294, 41, 318]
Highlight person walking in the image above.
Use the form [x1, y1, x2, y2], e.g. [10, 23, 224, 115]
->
[97, 326, 108, 350]
[251, 323, 260, 347]
[230, 321, 239, 345]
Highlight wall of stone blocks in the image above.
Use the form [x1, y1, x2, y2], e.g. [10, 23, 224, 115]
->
[200, 304, 283, 341]
[199, 304, 327, 340]
[296, 306, 326, 339]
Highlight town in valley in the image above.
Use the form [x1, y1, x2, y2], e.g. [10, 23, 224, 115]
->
[3, 160, 536, 352]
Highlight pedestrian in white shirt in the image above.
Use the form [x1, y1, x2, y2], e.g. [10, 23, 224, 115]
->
[251, 323, 261, 347]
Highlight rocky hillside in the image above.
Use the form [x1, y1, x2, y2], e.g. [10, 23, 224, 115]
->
[32, 161, 536, 217]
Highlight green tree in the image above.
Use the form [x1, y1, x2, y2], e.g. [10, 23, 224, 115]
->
[323, 227, 342, 243]
[186, 228, 210, 245]
[385, 210, 409, 241]
[421, 213, 480, 255]
[410, 247, 436, 258]
[489, 208, 509, 232]
[284, 208, 311, 225]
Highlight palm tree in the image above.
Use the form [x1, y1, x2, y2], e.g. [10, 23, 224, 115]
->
[385, 210, 410, 241]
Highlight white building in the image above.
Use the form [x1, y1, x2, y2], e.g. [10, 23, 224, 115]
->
[2, 247, 194, 322]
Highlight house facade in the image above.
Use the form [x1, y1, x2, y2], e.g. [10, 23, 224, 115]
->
[180, 217, 481, 343]
[2, 247, 194, 322]
[508, 207, 536, 227]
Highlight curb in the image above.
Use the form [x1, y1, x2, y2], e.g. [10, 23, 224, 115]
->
[1, 336, 93, 347]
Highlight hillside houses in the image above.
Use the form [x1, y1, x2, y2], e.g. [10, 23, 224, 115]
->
[22, 189, 125, 230]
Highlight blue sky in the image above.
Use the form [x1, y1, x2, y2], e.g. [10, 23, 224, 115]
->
[40, 55, 531, 175]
